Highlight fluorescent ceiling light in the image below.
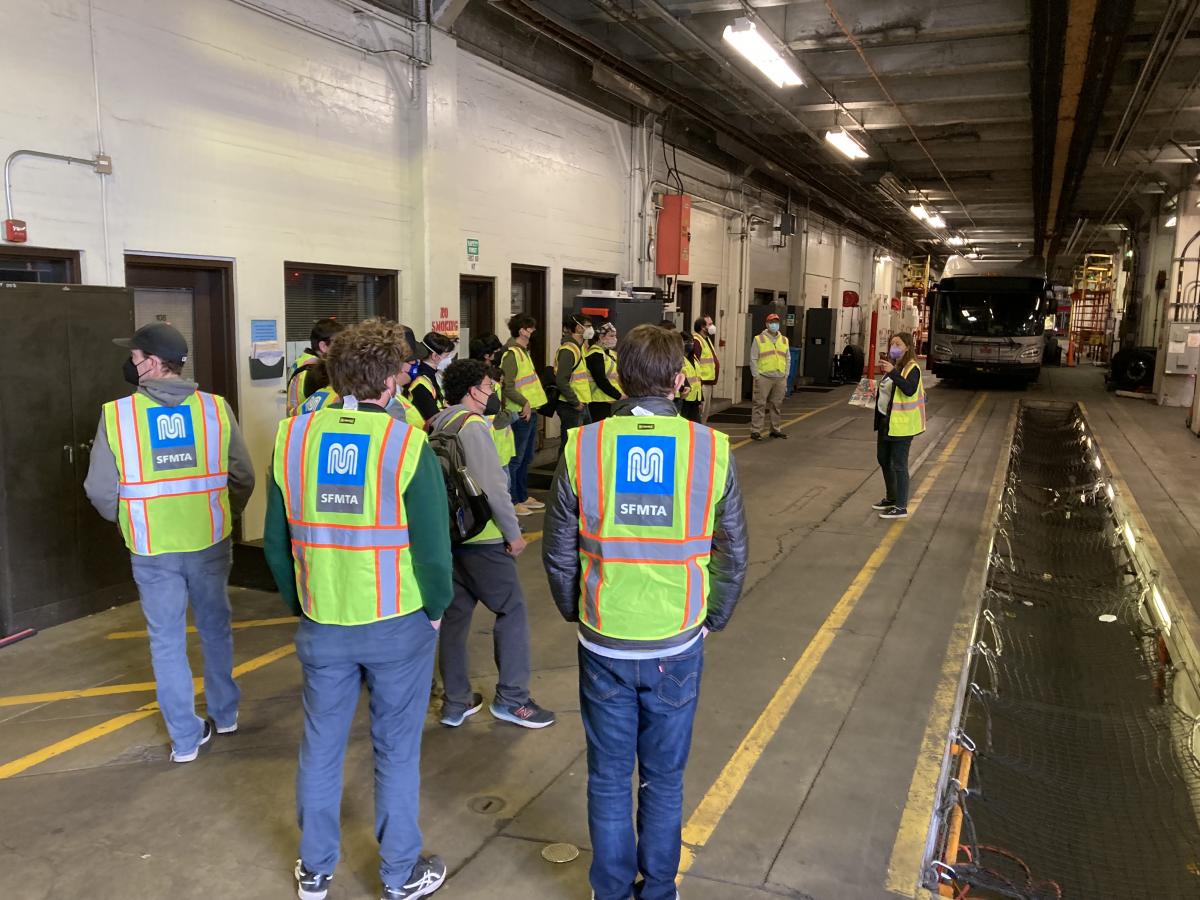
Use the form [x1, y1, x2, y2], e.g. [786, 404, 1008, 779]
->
[722, 19, 803, 88]
[947, 235, 966, 247]
[824, 128, 868, 160]
[909, 204, 928, 220]
[1152, 586, 1172, 633]
[878, 253, 892, 262]
[928, 215, 947, 229]
[1124, 522, 1136, 552]
[1166, 215, 1177, 228]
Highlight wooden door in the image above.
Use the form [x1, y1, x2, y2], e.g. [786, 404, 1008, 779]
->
[702, 283, 718, 322]
[677, 282, 695, 328]
[460, 276, 496, 351]
[511, 265, 549, 366]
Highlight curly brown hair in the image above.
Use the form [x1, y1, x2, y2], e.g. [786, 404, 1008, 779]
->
[325, 319, 412, 400]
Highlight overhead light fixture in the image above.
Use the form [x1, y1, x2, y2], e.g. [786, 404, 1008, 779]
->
[1166, 215, 1177, 228]
[947, 235, 966, 247]
[909, 204, 928, 220]
[1124, 522, 1136, 552]
[965, 251, 979, 258]
[879, 254, 892, 262]
[722, 18, 803, 88]
[824, 127, 868, 160]
[928, 215, 947, 229]
[1151, 586, 1172, 634]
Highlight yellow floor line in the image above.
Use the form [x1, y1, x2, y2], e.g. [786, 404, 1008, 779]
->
[729, 399, 845, 450]
[884, 400, 1016, 897]
[106, 616, 299, 640]
[678, 392, 989, 880]
[0, 680, 165, 708]
[0, 643, 296, 780]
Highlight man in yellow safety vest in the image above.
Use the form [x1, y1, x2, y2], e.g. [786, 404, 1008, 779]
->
[692, 315, 720, 422]
[750, 312, 790, 441]
[287, 317, 344, 416]
[500, 314, 546, 516]
[555, 314, 593, 456]
[263, 319, 453, 900]
[543, 323, 749, 900]
[85, 323, 256, 763]
[430, 360, 555, 730]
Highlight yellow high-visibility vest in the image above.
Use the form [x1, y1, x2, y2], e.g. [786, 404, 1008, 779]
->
[286, 351, 319, 416]
[695, 333, 718, 381]
[103, 391, 232, 556]
[887, 362, 927, 437]
[754, 332, 789, 376]
[502, 344, 547, 410]
[273, 407, 425, 624]
[563, 415, 730, 640]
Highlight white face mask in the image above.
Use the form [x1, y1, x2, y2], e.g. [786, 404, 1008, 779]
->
[707, 324, 717, 336]
[582, 326, 595, 341]
[436, 354, 454, 371]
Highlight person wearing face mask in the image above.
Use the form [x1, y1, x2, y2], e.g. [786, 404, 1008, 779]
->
[583, 321, 622, 422]
[262, 319, 453, 900]
[749, 312, 790, 441]
[500, 314, 546, 517]
[387, 326, 431, 430]
[470, 333, 517, 469]
[679, 331, 704, 423]
[408, 331, 456, 424]
[84, 322, 256, 764]
[287, 317, 345, 416]
[555, 314, 594, 456]
[693, 316, 720, 422]
[429, 360, 556, 730]
[873, 332, 926, 521]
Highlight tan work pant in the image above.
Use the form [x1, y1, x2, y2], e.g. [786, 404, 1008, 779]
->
[700, 387, 713, 423]
[751, 374, 786, 434]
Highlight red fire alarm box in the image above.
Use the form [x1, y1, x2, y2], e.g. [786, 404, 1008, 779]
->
[842, 290, 859, 307]
[656, 194, 691, 276]
[3, 220, 27, 244]
[890, 296, 902, 311]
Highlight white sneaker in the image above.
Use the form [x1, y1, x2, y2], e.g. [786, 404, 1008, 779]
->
[216, 715, 238, 735]
[170, 719, 213, 763]
[522, 496, 546, 510]
[513, 502, 534, 517]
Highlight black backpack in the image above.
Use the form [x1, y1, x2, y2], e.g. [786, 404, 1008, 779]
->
[427, 413, 493, 545]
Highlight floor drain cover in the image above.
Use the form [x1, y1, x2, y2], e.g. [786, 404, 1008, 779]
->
[467, 795, 505, 814]
[541, 843, 580, 864]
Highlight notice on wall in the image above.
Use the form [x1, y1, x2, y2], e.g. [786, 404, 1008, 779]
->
[431, 306, 459, 336]
[250, 318, 278, 343]
[1189, 332, 1200, 349]
[1169, 341, 1187, 356]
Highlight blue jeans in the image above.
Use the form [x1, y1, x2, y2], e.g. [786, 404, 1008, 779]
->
[129, 537, 238, 755]
[578, 641, 704, 900]
[508, 411, 538, 503]
[876, 431, 913, 508]
[295, 613, 437, 886]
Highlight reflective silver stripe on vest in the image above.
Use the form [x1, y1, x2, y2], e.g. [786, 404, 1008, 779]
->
[128, 499, 150, 555]
[115, 397, 143, 481]
[575, 421, 604, 535]
[582, 556, 602, 627]
[290, 523, 411, 548]
[378, 548, 399, 617]
[375, 420, 414, 527]
[687, 423, 716, 537]
[209, 490, 225, 544]
[119, 473, 229, 499]
[198, 392, 222, 474]
[578, 534, 713, 561]
[284, 415, 307, 513]
[682, 558, 705, 629]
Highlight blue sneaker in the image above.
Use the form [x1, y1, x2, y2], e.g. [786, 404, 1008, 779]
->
[382, 855, 447, 899]
[440, 692, 484, 727]
[295, 860, 332, 900]
[489, 699, 556, 729]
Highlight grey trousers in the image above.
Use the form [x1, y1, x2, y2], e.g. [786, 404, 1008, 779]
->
[439, 543, 532, 708]
[751, 375, 786, 433]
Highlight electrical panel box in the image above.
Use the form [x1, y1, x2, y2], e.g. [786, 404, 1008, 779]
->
[656, 194, 691, 276]
[1164, 322, 1200, 375]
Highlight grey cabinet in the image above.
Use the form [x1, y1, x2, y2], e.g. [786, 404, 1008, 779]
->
[0, 283, 136, 636]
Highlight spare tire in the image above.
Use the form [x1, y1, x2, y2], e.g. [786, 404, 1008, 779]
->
[1110, 348, 1156, 391]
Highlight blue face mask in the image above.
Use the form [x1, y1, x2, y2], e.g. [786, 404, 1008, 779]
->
[768, 322, 780, 333]
[406, 360, 421, 380]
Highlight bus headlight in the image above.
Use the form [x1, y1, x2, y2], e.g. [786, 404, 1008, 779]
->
[1020, 345, 1042, 359]
[933, 344, 952, 357]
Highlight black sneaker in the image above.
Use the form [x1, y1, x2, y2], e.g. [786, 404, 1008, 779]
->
[489, 699, 556, 729]
[382, 855, 447, 899]
[769, 430, 788, 439]
[440, 692, 484, 727]
[750, 432, 764, 442]
[295, 860, 332, 900]
[871, 498, 893, 510]
[170, 719, 213, 763]
[879, 506, 909, 520]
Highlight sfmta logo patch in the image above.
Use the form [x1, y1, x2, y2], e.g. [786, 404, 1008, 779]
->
[147, 406, 197, 471]
[317, 433, 370, 514]
[614, 434, 675, 527]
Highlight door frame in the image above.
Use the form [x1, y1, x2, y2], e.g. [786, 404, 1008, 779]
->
[512, 264, 549, 367]
[460, 274, 497, 342]
[124, 254, 239, 415]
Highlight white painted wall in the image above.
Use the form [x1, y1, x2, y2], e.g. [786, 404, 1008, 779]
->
[1, 0, 421, 538]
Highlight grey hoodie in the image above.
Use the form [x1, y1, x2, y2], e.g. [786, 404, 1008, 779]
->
[84, 378, 256, 524]
[428, 404, 521, 546]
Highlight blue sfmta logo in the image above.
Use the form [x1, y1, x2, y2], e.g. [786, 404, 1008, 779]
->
[317, 432, 371, 514]
[614, 434, 676, 527]
[147, 406, 197, 471]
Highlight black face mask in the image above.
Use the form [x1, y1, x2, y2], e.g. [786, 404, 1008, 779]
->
[123, 357, 142, 387]
[482, 390, 501, 417]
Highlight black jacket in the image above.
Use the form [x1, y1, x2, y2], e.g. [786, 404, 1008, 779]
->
[408, 362, 444, 422]
[542, 396, 749, 654]
[584, 349, 622, 401]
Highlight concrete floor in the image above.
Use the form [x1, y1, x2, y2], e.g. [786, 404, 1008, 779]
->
[1, 367, 1196, 900]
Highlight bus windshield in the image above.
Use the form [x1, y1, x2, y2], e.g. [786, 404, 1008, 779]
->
[934, 277, 1049, 337]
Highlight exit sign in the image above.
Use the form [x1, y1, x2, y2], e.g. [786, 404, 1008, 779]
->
[466, 238, 479, 260]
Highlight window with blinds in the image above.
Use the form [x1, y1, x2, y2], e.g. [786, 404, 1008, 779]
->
[283, 264, 397, 366]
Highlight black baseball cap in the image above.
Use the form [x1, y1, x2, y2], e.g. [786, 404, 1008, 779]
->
[400, 326, 431, 361]
[113, 323, 189, 364]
